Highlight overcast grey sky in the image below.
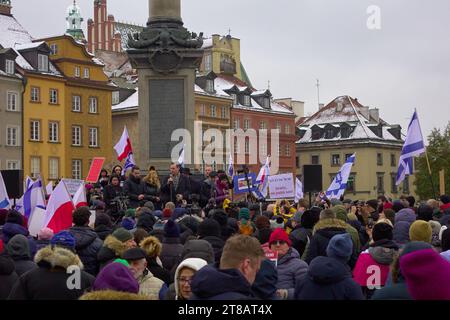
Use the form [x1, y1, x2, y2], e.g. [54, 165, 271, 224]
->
[12, 0, 450, 137]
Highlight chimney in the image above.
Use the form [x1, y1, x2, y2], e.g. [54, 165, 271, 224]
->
[319, 103, 325, 110]
[0, 2, 12, 15]
[369, 108, 380, 123]
[360, 106, 370, 120]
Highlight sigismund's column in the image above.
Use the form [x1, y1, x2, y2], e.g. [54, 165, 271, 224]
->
[127, 0, 204, 172]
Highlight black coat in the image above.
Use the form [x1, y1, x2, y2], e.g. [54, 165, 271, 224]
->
[190, 264, 256, 300]
[160, 237, 183, 272]
[200, 235, 224, 263]
[295, 256, 364, 300]
[146, 257, 172, 285]
[94, 225, 113, 241]
[289, 226, 312, 257]
[199, 180, 216, 208]
[143, 181, 161, 207]
[69, 226, 103, 276]
[0, 255, 18, 300]
[123, 176, 146, 208]
[103, 184, 124, 210]
[161, 174, 191, 204]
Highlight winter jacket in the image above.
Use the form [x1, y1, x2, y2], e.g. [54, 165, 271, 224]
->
[353, 239, 399, 288]
[199, 179, 216, 208]
[35, 240, 50, 253]
[200, 236, 224, 263]
[0, 255, 18, 300]
[161, 174, 191, 204]
[103, 184, 124, 211]
[160, 237, 183, 272]
[146, 257, 172, 285]
[295, 256, 364, 300]
[79, 290, 148, 300]
[94, 225, 113, 241]
[8, 246, 95, 300]
[276, 247, 308, 300]
[6, 234, 37, 277]
[371, 275, 412, 300]
[182, 239, 215, 264]
[97, 235, 129, 270]
[143, 181, 162, 207]
[190, 264, 256, 300]
[251, 259, 278, 300]
[393, 209, 416, 245]
[137, 269, 164, 300]
[1, 223, 37, 258]
[215, 181, 229, 206]
[289, 226, 312, 257]
[304, 219, 358, 268]
[69, 226, 103, 276]
[123, 176, 146, 208]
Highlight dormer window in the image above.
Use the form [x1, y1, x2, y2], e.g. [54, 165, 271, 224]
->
[325, 128, 335, 139]
[38, 54, 48, 72]
[263, 97, 270, 109]
[231, 93, 237, 105]
[205, 79, 214, 93]
[5, 59, 14, 74]
[243, 95, 251, 106]
[341, 126, 350, 138]
[50, 44, 58, 55]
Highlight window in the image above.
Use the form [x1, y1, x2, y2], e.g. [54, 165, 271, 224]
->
[210, 105, 216, 117]
[391, 154, 396, 167]
[263, 98, 270, 109]
[260, 121, 267, 130]
[204, 54, 212, 71]
[285, 124, 291, 134]
[89, 97, 98, 113]
[244, 119, 250, 130]
[5, 59, 14, 74]
[72, 126, 82, 146]
[38, 54, 48, 72]
[243, 95, 251, 106]
[276, 121, 281, 131]
[277, 144, 281, 156]
[50, 44, 58, 55]
[30, 157, 41, 178]
[48, 158, 59, 180]
[311, 155, 320, 165]
[391, 174, 398, 193]
[332, 154, 341, 166]
[72, 160, 82, 180]
[325, 128, 335, 139]
[234, 140, 240, 153]
[49, 122, 59, 143]
[233, 118, 240, 129]
[345, 154, 353, 161]
[347, 175, 355, 192]
[75, 66, 80, 77]
[112, 91, 120, 105]
[205, 79, 214, 92]
[260, 144, 267, 157]
[30, 120, 40, 141]
[403, 176, 410, 194]
[377, 153, 383, 166]
[312, 129, 322, 140]
[83, 68, 90, 79]
[200, 104, 206, 116]
[49, 89, 58, 104]
[72, 95, 81, 112]
[7, 92, 18, 111]
[285, 144, 291, 156]
[377, 174, 385, 194]
[231, 93, 237, 105]
[89, 127, 98, 147]
[31, 87, 40, 102]
[221, 106, 227, 119]
[6, 126, 19, 146]
[296, 156, 300, 168]
[245, 139, 250, 154]
[341, 126, 351, 138]
[6, 160, 20, 170]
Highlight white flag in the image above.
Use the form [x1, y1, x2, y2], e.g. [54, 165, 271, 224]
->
[0, 172, 11, 210]
[295, 178, 304, 203]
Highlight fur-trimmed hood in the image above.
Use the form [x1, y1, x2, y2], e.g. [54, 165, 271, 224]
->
[313, 218, 348, 234]
[103, 235, 128, 256]
[79, 290, 148, 300]
[34, 246, 83, 270]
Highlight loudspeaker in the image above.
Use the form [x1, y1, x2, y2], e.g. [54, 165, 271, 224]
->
[0, 170, 24, 199]
[303, 165, 323, 192]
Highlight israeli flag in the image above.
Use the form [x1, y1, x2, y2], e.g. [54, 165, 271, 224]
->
[228, 153, 234, 177]
[326, 153, 356, 200]
[122, 152, 136, 176]
[295, 178, 304, 203]
[0, 172, 11, 210]
[23, 178, 46, 219]
[396, 111, 426, 185]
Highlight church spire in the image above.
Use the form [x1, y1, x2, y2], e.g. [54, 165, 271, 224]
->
[66, 0, 85, 42]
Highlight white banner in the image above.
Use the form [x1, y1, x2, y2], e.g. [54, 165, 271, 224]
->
[268, 173, 295, 199]
[61, 179, 84, 196]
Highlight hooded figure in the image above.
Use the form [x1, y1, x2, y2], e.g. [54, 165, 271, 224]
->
[160, 220, 183, 272]
[1, 211, 37, 258]
[198, 219, 225, 263]
[173, 258, 208, 300]
[94, 213, 113, 241]
[393, 208, 416, 244]
[8, 246, 94, 300]
[295, 233, 363, 300]
[0, 255, 18, 300]
[6, 234, 37, 277]
[97, 228, 135, 270]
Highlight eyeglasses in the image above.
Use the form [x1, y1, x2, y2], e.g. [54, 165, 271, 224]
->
[272, 240, 287, 246]
[178, 277, 193, 285]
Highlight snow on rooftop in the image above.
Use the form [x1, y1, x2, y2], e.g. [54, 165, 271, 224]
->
[15, 41, 45, 51]
[0, 14, 33, 49]
[270, 101, 294, 114]
[202, 38, 213, 48]
[112, 90, 138, 111]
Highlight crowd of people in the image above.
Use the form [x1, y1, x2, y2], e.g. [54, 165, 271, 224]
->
[1, 162, 450, 300]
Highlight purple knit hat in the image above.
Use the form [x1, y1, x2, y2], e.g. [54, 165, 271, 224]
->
[400, 244, 450, 300]
[93, 262, 139, 294]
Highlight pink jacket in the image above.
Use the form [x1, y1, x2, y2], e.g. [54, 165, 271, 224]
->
[352, 251, 391, 287]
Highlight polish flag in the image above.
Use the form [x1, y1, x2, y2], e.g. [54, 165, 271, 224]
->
[73, 184, 88, 208]
[44, 182, 75, 234]
[114, 126, 133, 161]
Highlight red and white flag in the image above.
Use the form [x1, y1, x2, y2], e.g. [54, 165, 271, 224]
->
[43, 182, 75, 234]
[114, 126, 133, 161]
[72, 184, 88, 208]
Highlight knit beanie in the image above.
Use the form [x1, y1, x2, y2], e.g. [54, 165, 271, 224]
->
[269, 228, 291, 247]
[198, 219, 221, 238]
[112, 228, 133, 242]
[121, 217, 136, 231]
[38, 227, 54, 241]
[93, 262, 139, 293]
[372, 222, 393, 242]
[409, 220, 433, 243]
[332, 205, 348, 222]
[164, 219, 180, 238]
[95, 213, 113, 228]
[326, 233, 353, 263]
[125, 208, 136, 218]
[239, 208, 250, 221]
[292, 211, 303, 224]
[51, 231, 76, 250]
[6, 210, 24, 226]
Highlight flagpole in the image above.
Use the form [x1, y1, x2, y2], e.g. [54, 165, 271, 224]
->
[425, 151, 438, 199]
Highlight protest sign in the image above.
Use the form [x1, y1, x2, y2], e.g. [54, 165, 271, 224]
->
[268, 173, 295, 199]
[86, 157, 106, 183]
[61, 179, 84, 196]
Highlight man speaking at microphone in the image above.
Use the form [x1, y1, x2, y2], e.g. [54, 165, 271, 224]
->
[161, 163, 191, 205]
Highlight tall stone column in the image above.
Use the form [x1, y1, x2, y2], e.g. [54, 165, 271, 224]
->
[127, 0, 204, 174]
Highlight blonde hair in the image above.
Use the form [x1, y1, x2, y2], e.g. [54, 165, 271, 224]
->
[220, 235, 264, 269]
[143, 168, 161, 189]
[140, 236, 162, 258]
[165, 202, 175, 211]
